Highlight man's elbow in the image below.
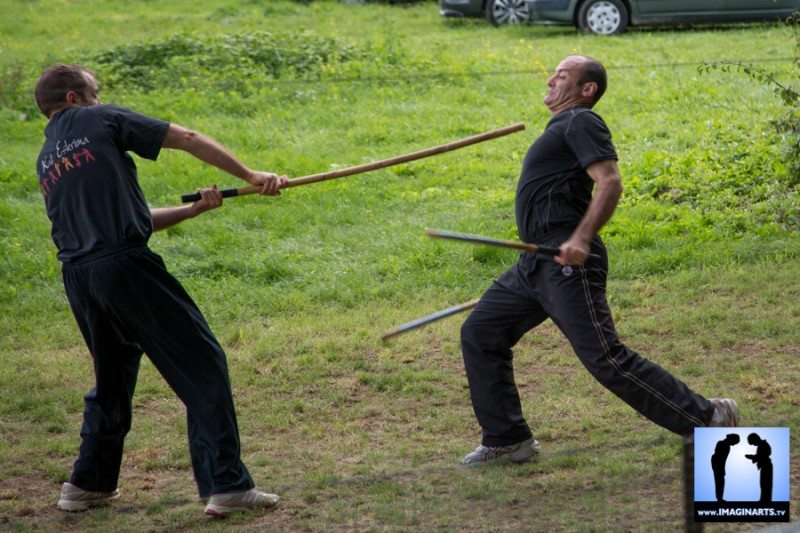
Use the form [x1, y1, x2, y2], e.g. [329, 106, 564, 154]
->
[602, 175, 623, 198]
[175, 128, 199, 149]
[163, 125, 199, 150]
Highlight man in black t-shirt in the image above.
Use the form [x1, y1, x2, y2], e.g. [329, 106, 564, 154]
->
[460, 56, 740, 466]
[35, 64, 285, 515]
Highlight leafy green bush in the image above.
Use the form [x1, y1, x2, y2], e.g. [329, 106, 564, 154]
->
[92, 32, 369, 92]
[622, 123, 797, 231]
[701, 13, 800, 188]
[700, 13, 800, 229]
[0, 62, 39, 118]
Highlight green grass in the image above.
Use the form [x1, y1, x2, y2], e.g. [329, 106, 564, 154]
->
[1, 0, 799, 530]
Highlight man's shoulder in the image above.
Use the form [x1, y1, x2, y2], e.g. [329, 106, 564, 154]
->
[65, 103, 117, 115]
[82, 105, 168, 137]
[560, 106, 611, 134]
[566, 106, 607, 123]
[549, 106, 604, 126]
[74, 103, 151, 120]
[55, 104, 123, 128]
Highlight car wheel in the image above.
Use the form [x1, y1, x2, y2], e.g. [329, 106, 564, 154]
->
[577, 0, 628, 35]
[486, 0, 532, 26]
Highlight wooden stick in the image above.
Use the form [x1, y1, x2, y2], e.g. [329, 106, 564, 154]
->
[181, 123, 525, 202]
[380, 298, 480, 342]
[426, 229, 557, 255]
[426, 229, 601, 260]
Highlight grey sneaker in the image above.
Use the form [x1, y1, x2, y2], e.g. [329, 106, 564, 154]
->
[461, 437, 540, 466]
[57, 482, 120, 512]
[709, 398, 740, 427]
[204, 488, 279, 517]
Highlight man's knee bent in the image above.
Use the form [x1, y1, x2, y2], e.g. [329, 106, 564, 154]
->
[460, 315, 488, 347]
[460, 317, 513, 359]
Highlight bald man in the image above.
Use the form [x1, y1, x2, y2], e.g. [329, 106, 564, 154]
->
[459, 56, 739, 466]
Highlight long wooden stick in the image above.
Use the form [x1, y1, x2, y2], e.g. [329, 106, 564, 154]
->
[181, 123, 525, 202]
[427, 229, 559, 256]
[426, 229, 601, 260]
[380, 298, 480, 342]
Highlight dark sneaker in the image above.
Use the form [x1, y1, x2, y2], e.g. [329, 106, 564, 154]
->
[709, 398, 740, 427]
[461, 437, 540, 466]
[57, 482, 120, 512]
[204, 488, 279, 517]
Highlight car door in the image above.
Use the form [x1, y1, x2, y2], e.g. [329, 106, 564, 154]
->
[725, 0, 799, 10]
[635, 0, 725, 14]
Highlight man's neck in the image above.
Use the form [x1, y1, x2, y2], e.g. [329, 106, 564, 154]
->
[549, 101, 592, 116]
[48, 102, 96, 119]
[47, 104, 72, 119]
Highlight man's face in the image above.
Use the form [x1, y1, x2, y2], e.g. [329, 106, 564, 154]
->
[543, 56, 589, 113]
[73, 71, 100, 106]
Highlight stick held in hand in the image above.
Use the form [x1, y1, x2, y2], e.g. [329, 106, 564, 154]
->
[181, 188, 240, 203]
[181, 123, 525, 202]
[427, 229, 600, 260]
[426, 229, 561, 256]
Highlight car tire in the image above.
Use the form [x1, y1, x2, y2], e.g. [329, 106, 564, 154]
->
[485, 0, 532, 26]
[577, 0, 629, 35]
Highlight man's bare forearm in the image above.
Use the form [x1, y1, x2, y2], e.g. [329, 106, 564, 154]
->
[161, 124, 285, 194]
[151, 185, 223, 232]
[161, 125, 253, 182]
[557, 159, 623, 265]
[572, 175, 622, 245]
[151, 205, 199, 232]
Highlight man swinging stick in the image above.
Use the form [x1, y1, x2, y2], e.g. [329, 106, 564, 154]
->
[35, 63, 286, 516]
[458, 55, 740, 466]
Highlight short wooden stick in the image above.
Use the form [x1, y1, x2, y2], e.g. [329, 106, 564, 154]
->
[380, 298, 480, 341]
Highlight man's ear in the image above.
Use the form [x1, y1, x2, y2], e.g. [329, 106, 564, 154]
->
[65, 91, 78, 105]
[581, 82, 598, 99]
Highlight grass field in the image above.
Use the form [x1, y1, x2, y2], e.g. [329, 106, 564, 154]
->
[1, 0, 798, 530]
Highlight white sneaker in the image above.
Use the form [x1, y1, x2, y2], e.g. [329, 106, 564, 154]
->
[708, 398, 740, 427]
[204, 488, 279, 517]
[57, 482, 120, 512]
[461, 437, 540, 466]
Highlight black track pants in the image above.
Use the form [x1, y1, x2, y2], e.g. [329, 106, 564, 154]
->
[460, 245, 715, 447]
[62, 245, 253, 498]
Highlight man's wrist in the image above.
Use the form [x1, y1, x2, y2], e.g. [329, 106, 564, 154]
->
[568, 231, 593, 248]
[187, 203, 202, 219]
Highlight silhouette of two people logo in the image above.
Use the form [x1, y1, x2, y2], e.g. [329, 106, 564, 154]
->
[711, 432, 773, 503]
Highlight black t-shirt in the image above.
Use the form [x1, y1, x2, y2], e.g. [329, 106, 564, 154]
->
[36, 105, 169, 262]
[515, 107, 617, 243]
